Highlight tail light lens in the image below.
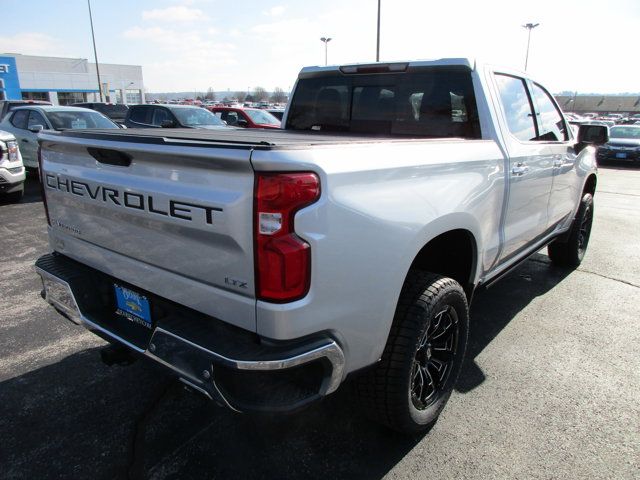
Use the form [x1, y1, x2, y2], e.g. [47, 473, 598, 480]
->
[38, 146, 51, 226]
[254, 172, 320, 302]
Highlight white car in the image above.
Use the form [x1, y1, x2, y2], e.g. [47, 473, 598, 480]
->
[0, 130, 26, 202]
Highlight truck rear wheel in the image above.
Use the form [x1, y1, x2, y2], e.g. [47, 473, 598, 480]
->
[548, 193, 594, 268]
[355, 271, 469, 433]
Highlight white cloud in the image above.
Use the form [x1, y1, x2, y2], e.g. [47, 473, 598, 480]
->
[142, 5, 208, 22]
[0, 32, 66, 57]
[122, 25, 238, 91]
[264, 5, 286, 17]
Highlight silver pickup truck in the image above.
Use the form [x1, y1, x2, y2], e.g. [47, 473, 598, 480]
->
[35, 58, 608, 433]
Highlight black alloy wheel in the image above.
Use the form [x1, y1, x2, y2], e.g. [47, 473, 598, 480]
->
[410, 305, 459, 410]
[355, 271, 469, 433]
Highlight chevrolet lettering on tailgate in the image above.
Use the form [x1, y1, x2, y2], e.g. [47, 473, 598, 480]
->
[45, 174, 223, 225]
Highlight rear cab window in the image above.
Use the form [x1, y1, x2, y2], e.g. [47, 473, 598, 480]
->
[286, 67, 481, 138]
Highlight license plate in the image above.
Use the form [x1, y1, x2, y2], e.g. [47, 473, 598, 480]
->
[114, 284, 152, 329]
[616, 152, 627, 159]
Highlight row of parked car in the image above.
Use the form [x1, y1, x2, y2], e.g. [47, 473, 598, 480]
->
[2, 97, 638, 204]
[563, 111, 640, 165]
[0, 99, 285, 203]
[0, 100, 284, 168]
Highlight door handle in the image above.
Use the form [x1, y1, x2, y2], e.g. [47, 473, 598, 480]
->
[22, 139, 29, 143]
[553, 155, 563, 167]
[511, 163, 529, 176]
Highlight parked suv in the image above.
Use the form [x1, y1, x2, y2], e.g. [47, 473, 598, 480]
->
[0, 106, 119, 169]
[124, 104, 228, 129]
[71, 103, 129, 125]
[0, 130, 25, 202]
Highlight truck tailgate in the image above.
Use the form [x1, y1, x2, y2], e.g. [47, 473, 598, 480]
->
[39, 131, 257, 332]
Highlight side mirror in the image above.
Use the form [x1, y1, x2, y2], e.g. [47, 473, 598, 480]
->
[576, 124, 609, 153]
[237, 119, 249, 128]
[160, 119, 176, 128]
[28, 124, 44, 133]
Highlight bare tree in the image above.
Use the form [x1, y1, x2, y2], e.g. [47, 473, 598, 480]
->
[205, 87, 215, 100]
[271, 87, 287, 104]
[253, 87, 267, 102]
[236, 91, 247, 103]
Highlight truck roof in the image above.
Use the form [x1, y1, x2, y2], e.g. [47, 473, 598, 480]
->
[298, 58, 476, 78]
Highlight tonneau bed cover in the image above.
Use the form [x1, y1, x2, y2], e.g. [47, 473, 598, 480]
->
[47, 127, 457, 149]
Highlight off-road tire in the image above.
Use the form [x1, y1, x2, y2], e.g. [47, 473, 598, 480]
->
[355, 271, 469, 433]
[548, 193, 594, 268]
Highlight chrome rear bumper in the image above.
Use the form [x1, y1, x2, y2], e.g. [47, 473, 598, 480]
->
[36, 254, 345, 412]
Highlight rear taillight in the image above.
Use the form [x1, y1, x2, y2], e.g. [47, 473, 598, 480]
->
[38, 146, 51, 226]
[254, 172, 320, 302]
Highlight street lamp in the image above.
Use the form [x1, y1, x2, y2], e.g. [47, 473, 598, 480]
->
[376, 0, 381, 61]
[87, 0, 103, 102]
[320, 37, 332, 66]
[522, 23, 539, 71]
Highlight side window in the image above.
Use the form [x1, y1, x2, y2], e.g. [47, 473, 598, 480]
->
[11, 110, 29, 129]
[531, 83, 568, 141]
[28, 111, 47, 128]
[152, 107, 171, 126]
[129, 106, 151, 124]
[223, 111, 239, 126]
[494, 74, 537, 142]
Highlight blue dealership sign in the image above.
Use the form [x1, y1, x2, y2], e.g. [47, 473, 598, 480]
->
[0, 56, 21, 100]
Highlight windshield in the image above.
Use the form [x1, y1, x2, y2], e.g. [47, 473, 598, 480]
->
[286, 68, 480, 138]
[610, 126, 640, 139]
[245, 109, 280, 125]
[47, 111, 119, 130]
[172, 108, 224, 126]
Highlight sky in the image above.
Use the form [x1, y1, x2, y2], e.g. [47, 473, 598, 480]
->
[2, 0, 639, 94]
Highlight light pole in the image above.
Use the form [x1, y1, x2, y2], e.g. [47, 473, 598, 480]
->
[376, 0, 381, 61]
[87, 0, 103, 102]
[320, 37, 332, 66]
[522, 23, 539, 71]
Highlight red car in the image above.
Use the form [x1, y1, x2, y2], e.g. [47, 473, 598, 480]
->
[207, 107, 281, 129]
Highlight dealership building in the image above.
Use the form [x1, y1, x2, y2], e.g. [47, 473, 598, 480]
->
[0, 53, 145, 105]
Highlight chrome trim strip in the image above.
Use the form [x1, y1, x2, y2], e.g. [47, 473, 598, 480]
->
[36, 266, 346, 399]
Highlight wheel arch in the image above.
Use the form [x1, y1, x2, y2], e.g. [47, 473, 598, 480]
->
[583, 173, 597, 196]
[407, 228, 479, 300]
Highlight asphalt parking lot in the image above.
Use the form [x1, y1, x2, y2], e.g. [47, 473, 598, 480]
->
[1, 167, 638, 480]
